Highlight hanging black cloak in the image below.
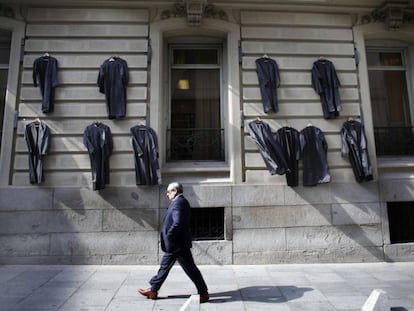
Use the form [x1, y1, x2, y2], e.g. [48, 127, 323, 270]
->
[311, 58, 341, 119]
[277, 126, 300, 187]
[248, 120, 289, 175]
[32, 55, 59, 113]
[130, 125, 160, 185]
[83, 122, 113, 190]
[24, 120, 50, 184]
[97, 56, 129, 119]
[255, 57, 281, 113]
[300, 125, 331, 186]
[341, 119, 373, 183]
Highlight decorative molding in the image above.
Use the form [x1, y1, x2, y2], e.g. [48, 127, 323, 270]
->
[361, 0, 414, 31]
[161, 0, 228, 26]
[0, 5, 15, 19]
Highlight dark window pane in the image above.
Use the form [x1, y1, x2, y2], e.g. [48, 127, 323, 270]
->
[380, 52, 403, 66]
[387, 202, 414, 244]
[173, 49, 218, 65]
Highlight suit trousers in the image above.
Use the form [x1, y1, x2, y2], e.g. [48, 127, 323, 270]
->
[149, 248, 208, 295]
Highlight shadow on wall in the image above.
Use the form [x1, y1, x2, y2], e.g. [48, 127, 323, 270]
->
[51, 186, 161, 264]
[292, 181, 388, 262]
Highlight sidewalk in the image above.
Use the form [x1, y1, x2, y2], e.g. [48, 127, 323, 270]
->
[1, 262, 414, 311]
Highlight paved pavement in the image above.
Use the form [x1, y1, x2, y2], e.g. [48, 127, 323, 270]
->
[1, 262, 414, 311]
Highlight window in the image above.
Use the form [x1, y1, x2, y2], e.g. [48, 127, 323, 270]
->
[191, 207, 224, 241]
[367, 48, 413, 155]
[167, 45, 224, 161]
[0, 30, 11, 152]
[387, 202, 414, 243]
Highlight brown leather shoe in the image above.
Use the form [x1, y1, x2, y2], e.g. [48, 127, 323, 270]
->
[138, 288, 158, 299]
[200, 293, 209, 303]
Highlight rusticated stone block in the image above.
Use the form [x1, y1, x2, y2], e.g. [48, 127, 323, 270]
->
[103, 209, 158, 231]
[0, 188, 53, 211]
[233, 228, 285, 252]
[232, 185, 284, 206]
[50, 231, 158, 256]
[54, 187, 159, 210]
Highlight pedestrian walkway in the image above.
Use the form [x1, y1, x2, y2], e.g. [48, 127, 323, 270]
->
[1, 262, 414, 311]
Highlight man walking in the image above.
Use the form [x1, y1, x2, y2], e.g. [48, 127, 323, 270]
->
[138, 182, 209, 303]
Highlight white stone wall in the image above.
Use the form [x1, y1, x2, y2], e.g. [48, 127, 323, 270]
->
[241, 11, 359, 184]
[14, 8, 149, 187]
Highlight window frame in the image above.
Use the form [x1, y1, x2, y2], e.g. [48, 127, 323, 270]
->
[366, 46, 413, 126]
[165, 39, 228, 166]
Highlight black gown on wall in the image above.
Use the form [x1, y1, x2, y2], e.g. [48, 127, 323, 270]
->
[311, 58, 341, 119]
[341, 119, 373, 183]
[130, 125, 160, 185]
[300, 125, 331, 186]
[32, 55, 59, 113]
[24, 120, 50, 184]
[277, 126, 300, 187]
[97, 56, 129, 119]
[255, 57, 281, 113]
[247, 120, 289, 176]
[83, 122, 113, 190]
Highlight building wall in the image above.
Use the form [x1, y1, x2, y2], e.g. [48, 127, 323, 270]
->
[15, 8, 149, 186]
[0, 4, 413, 264]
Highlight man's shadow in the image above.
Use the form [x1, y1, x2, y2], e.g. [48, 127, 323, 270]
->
[165, 285, 313, 303]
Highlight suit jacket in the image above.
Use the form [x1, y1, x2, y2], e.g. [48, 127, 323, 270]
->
[311, 59, 341, 119]
[33, 55, 59, 113]
[161, 194, 192, 254]
[24, 121, 50, 184]
[341, 120, 373, 183]
[97, 56, 129, 119]
[248, 120, 289, 175]
[130, 125, 159, 185]
[255, 57, 280, 113]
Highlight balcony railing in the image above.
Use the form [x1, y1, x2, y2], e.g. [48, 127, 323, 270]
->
[374, 126, 414, 156]
[167, 128, 224, 161]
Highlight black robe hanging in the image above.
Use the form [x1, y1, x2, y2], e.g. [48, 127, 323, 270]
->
[248, 120, 289, 175]
[300, 125, 331, 186]
[32, 55, 59, 113]
[255, 57, 280, 113]
[341, 119, 373, 183]
[97, 56, 129, 119]
[83, 122, 113, 190]
[24, 120, 50, 184]
[277, 126, 300, 187]
[130, 125, 160, 185]
[311, 58, 341, 119]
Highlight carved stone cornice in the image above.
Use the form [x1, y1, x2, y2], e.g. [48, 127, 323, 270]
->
[0, 5, 15, 19]
[161, 1, 228, 26]
[361, 0, 414, 31]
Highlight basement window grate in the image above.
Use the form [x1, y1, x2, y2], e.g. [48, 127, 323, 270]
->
[191, 207, 224, 241]
[387, 202, 414, 244]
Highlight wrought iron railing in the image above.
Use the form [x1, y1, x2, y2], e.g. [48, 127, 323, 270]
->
[374, 126, 414, 156]
[167, 128, 224, 161]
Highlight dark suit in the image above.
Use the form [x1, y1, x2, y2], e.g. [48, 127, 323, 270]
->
[149, 194, 208, 295]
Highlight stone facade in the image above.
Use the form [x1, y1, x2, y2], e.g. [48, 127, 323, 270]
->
[0, 1, 414, 264]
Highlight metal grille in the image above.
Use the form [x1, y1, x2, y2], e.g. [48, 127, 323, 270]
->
[387, 202, 414, 244]
[167, 128, 224, 161]
[191, 207, 224, 241]
[374, 126, 414, 156]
